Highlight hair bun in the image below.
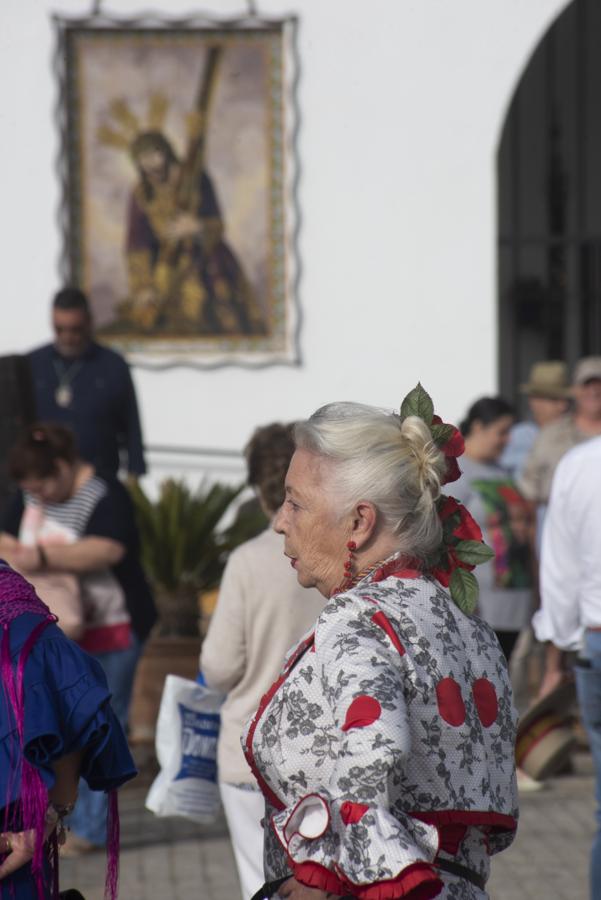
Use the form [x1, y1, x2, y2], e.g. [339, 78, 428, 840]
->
[399, 416, 445, 501]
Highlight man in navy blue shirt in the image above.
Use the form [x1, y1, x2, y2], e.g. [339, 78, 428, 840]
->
[28, 287, 146, 477]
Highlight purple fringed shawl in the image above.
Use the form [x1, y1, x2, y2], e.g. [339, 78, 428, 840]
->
[0, 561, 55, 899]
[0, 562, 120, 900]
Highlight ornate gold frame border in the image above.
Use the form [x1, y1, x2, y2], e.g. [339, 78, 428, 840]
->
[53, 10, 301, 369]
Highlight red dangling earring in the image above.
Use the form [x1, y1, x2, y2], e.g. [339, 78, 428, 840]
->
[343, 540, 357, 585]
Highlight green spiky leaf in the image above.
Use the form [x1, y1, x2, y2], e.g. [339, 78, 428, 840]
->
[128, 478, 263, 596]
[449, 568, 479, 615]
[430, 423, 456, 446]
[400, 382, 434, 424]
[454, 540, 495, 566]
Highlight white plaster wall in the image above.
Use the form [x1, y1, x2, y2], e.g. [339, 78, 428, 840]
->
[0, 0, 570, 476]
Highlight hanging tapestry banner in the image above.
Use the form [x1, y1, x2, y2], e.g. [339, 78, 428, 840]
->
[55, 12, 300, 368]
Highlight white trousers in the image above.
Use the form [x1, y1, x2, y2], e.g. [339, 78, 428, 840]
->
[220, 782, 265, 900]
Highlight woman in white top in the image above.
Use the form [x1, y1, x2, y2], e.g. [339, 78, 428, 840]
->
[200, 424, 324, 900]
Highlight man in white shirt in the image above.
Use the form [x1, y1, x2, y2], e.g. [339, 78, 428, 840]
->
[533, 435, 601, 898]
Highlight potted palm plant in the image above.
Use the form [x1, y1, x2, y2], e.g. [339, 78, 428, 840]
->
[128, 477, 267, 742]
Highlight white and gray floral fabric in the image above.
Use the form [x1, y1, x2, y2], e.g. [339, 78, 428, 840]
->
[244, 571, 518, 899]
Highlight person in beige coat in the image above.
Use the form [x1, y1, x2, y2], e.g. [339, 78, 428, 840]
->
[200, 424, 324, 900]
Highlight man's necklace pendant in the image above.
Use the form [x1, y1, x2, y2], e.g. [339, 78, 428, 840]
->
[55, 385, 73, 408]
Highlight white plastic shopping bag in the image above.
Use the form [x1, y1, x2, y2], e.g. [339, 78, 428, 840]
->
[145, 674, 224, 823]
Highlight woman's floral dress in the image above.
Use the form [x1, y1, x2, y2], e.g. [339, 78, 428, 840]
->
[244, 566, 518, 900]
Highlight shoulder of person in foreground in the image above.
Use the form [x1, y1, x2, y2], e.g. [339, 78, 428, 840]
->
[315, 573, 509, 674]
[6, 617, 137, 794]
[312, 576, 419, 662]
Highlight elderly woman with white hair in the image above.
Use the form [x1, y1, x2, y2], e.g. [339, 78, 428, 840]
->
[244, 386, 518, 900]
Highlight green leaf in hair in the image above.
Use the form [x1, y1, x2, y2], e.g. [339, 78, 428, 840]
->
[430, 422, 456, 446]
[400, 382, 434, 425]
[454, 540, 496, 566]
[449, 568, 479, 615]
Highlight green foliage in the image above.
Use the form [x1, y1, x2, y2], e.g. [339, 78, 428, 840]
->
[400, 382, 434, 425]
[129, 479, 265, 594]
[430, 422, 456, 446]
[450, 568, 479, 616]
[454, 540, 495, 566]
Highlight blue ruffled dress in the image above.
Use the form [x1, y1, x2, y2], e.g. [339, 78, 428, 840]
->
[0, 613, 137, 898]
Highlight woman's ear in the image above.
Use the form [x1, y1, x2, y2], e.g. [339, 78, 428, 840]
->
[350, 501, 378, 548]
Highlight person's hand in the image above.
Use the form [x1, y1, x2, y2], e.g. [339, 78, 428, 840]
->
[0, 811, 59, 880]
[11, 545, 41, 574]
[537, 667, 570, 700]
[0, 536, 24, 570]
[277, 877, 330, 900]
[165, 212, 202, 241]
[0, 549, 19, 570]
[0, 830, 36, 879]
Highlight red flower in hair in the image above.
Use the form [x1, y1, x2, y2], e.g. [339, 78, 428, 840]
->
[441, 429, 465, 459]
[429, 415, 464, 482]
[454, 506, 484, 542]
[431, 496, 485, 590]
[432, 548, 475, 586]
[443, 457, 462, 485]
[400, 384, 494, 614]
[432, 558, 453, 587]
[439, 496, 461, 521]
[438, 496, 483, 545]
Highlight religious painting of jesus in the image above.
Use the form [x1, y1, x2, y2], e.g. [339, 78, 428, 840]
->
[55, 14, 299, 367]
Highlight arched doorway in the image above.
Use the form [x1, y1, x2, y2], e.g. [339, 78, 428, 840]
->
[498, 0, 601, 408]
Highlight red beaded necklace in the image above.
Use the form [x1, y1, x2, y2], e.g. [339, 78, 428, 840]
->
[331, 556, 397, 597]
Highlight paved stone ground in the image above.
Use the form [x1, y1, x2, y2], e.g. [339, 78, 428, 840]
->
[60, 752, 596, 900]
[488, 752, 595, 900]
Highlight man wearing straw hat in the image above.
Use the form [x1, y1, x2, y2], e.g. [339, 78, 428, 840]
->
[519, 357, 601, 508]
[501, 361, 569, 479]
[533, 433, 601, 897]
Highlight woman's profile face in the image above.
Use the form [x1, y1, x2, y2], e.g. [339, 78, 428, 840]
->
[473, 414, 514, 462]
[20, 460, 76, 505]
[274, 449, 348, 598]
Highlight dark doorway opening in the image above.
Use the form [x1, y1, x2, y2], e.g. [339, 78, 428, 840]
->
[498, 0, 601, 411]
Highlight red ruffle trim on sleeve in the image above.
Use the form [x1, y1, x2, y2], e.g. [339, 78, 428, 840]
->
[293, 861, 443, 900]
[412, 809, 517, 835]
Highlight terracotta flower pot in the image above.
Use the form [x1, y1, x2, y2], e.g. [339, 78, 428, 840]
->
[129, 634, 201, 743]
[153, 585, 201, 638]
